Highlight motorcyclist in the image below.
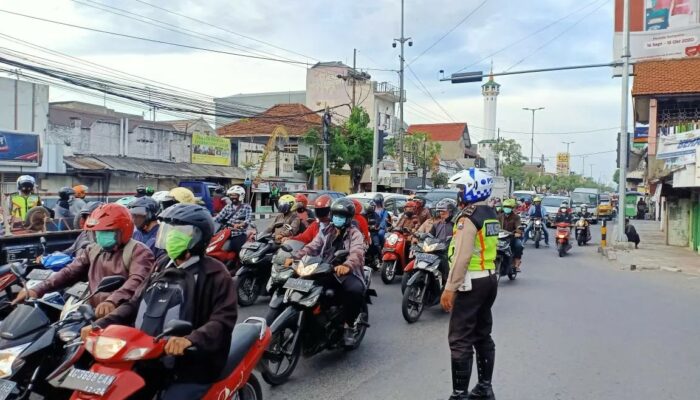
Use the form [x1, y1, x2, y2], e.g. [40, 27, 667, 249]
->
[577, 203, 593, 219]
[213, 185, 252, 255]
[145, 186, 155, 197]
[287, 198, 366, 346]
[295, 194, 310, 229]
[53, 187, 75, 230]
[414, 206, 440, 243]
[395, 200, 422, 233]
[414, 196, 431, 225]
[554, 203, 574, 224]
[211, 186, 230, 214]
[431, 199, 457, 283]
[498, 198, 524, 272]
[84, 204, 238, 399]
[135, 184, 148, 198]
[14, 203, 155, 318]
[372, 194, 390, 248]
[7, 175, 42, 224]
[63, 201, 103, 257]
[286, 194, 332, 244]
[69, 184, 88, 215]
[351, 198, 370, 245]
[515, 198, 530, 214]
[128, 197, 164, 259]
[440, 168, 499, 400]
[264, 194, 300, 242]
[523, 196, 549, 246]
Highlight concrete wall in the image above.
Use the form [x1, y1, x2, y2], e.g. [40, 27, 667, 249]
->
[128, 126, 190, 162]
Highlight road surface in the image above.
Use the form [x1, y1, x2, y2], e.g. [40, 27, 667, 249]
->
[238, 224, 700, 399]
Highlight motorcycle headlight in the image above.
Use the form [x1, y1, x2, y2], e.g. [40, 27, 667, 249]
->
[86, 336, 126, 360]
[58, 329, 79, 343]
[0, 343, 30, 378]
[386, 234, 399, 246]
[296, 261, 319, 277]
[248, 256, 260, 264]
[123, 347, 150, 361]
[422, 243, 439, 253]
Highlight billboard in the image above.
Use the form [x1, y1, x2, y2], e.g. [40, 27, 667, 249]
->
[0, 130, 40, 166]
[191, 133, 231, 166]
[614, 0, 700, 62]
[556, 152, 570, 176]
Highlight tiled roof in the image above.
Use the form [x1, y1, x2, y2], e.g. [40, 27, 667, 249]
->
[632, 58, 700, 96]
[217, 103, 322, 137]
[407, 123, 467, 142]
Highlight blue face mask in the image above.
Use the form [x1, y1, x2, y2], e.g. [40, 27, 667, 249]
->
[332, 215, 346, 228]
[503, 207, 513, 214]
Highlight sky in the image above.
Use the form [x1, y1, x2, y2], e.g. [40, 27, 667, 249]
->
[0, 0, 624, 183]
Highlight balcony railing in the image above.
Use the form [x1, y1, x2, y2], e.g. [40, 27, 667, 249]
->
[374, 82, 405, 102]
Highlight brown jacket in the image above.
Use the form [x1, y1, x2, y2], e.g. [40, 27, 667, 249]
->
[35, 241, 155, 307]
[264, 212, 301, 239]
[498, 212, 521, 233]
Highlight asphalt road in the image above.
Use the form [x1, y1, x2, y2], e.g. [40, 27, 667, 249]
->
[239, 223, 700, 400]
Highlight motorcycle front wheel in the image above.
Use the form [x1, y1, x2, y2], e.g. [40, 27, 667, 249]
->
[381, 260, 397, 284]
[558, 243, 566, 257]
[401, 272, 411, 294]
[345, 303, 369, 350]
[237, 274, 261, 307]
[401, 284, 425, 323]
[260, 314, 302, 386]
[233, 373, 263, 400]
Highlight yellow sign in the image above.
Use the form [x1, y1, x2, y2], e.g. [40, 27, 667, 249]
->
[191, 133, 231, 166]
[556, 152, 570, 176]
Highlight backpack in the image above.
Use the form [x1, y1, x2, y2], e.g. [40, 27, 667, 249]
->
[87, 238, 140, 273]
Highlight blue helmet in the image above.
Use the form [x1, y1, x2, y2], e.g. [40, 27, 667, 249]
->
[448, 168, 494, 204]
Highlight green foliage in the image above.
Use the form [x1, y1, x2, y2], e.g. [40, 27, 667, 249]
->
[330, 107, 374, 191]
[405, 132, 441, 172]
[612, 169, 620, 184]
[432, 172, 449, 188]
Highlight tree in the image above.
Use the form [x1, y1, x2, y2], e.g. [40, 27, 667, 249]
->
[612, 169, 620, 184]
[404, 131, 441, 187]
[329, 106, 374, 192]
[432, 172, 449, 188]
[493, 139, 526, 187]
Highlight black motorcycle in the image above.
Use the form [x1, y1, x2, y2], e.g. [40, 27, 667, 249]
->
[495, 231, 517, 282]
[259, 251, 377, 386]
[528, 218, 544, 248]
[236, 222, 290, 306]
[401, 234, 448, 323]
[574, 216, 592, 246]
[265, 240, 305, 325]
[0, 264, 124, 400]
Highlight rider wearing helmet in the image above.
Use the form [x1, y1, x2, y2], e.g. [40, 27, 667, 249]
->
[264, 194, 300, 241]
[555, 201, 573, 224]
[63, 201, 104, 257]
[7, 175, 42, 223]
[350, 198, 370, 244]
[395, 200, 421, 233]
[287, 194, 333, 244]
[441, 168, 499, 400]
[53, 187, 76, 229]
[145, 186, 155, 196]
[135, 184, 148, 198]
[371, 193, 390, 248]
[128, 197, 164, 259]
[290, 198, 366, 346]
[523, 196, 550, 246]
[88, 204, 238, 398]
[498, 198, 524, 272]
[430, 199, 457, 284]
[214, 185, 252, 255]
[70, 184, 88, 215]
[578, 203, 592, 219]
[413, 196, 431, 225]
[295, 194, 310, 228]
[16, 203, 155, 318]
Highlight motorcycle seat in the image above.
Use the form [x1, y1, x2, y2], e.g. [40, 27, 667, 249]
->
[217, 322, 260, 380]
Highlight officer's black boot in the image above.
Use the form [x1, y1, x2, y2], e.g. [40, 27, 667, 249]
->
[449, 357, 472, 400]
[468, 349, 495, 400]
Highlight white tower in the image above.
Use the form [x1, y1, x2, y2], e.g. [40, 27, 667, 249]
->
[478, 71, 500, 171]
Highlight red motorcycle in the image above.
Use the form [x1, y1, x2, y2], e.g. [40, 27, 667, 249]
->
[49, 315, 271, 400]
[381, 227, 413, 284]
[206, 227, 240, 273]
[555, 222, 572, 257]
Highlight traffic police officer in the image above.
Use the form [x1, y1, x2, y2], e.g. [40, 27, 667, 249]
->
[8, 175, 42, 223]
[441, 168, 499, 400]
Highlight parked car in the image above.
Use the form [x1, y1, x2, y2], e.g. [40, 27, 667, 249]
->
[347, 192, 408, 221]
[542, 195, 571, 227]
[512, 190, 538, 204]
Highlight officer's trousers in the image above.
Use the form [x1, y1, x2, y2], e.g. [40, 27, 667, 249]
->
[448, 274, 498, 360]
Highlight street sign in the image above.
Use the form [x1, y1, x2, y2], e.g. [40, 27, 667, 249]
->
[450, 71, 484, 84]
[556, 152, 570, 176]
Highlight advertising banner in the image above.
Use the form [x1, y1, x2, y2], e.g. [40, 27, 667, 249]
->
[556, 152, 570, 176]
[614, 0, 700, 62]
[0, 130, 40, 166]
[656, 129, 700, 165]
[191, 133, 231, 166]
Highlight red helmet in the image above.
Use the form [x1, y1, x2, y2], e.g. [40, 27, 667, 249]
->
[351, 199, 363, 215]
[313, 194, 333, 209]
[85, 203, 134, 245]
[294, 194, 309, 208]
[405, 200, 417, 210]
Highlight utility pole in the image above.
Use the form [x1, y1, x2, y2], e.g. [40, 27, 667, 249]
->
[322, 106, 331, 190]
[562, 141, 575, 174]
[352, 48, 357, 108]
[589, 163, 594, 179]
[523, 107, 544, 163]
[495, 128, 500, 176]
[581, 154, 586, 176]
[540, 154, 545, 177]
[617, 0, 631, 242]
[393, 0, 412, 174]
[421, 138, 427, 188]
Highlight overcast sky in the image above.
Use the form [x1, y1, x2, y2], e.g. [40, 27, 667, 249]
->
[0, 0, 623, 182]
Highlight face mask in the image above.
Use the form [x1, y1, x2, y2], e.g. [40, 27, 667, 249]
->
[405, 211, 414, 217]
[332, 215, 346, 228]
[95, 230, 118, 250]
[503, 207, 513, 214]
[165, 229, 192, 260]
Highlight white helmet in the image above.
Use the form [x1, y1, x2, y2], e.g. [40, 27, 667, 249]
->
[226, 185, 245, 197]
[448, 168, 493, 203]
[17, 175, 36, 191]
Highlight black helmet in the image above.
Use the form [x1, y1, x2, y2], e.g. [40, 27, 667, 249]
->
[136, 185, 147, 196]
[157, 204, 214, 255]
[330, 198, 355, 228]
[366, 200, 376, 214]
[436, 199, 457, 222]
[58, 187, 75, 201]
[372, 193, 384, 206]
[80, 201, 104, 217]
[127, 197, 159, 223]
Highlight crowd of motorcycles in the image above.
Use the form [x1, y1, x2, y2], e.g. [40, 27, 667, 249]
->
[0, 204, 597, 400]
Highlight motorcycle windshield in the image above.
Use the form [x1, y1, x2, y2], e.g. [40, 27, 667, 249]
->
[0, 304, 50, 344]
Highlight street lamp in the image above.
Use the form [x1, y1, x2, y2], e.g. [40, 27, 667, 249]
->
[523, 107, 544, 163]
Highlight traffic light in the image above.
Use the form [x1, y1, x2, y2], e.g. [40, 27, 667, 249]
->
[322, 112, 332, 144]
[377, 130, 389, 161]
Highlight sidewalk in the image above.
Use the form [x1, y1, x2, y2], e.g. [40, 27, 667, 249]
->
[600, 220, 700, 276]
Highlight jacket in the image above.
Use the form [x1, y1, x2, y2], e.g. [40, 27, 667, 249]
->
[63, 230, 93, 257]
[430, 220, 455, 242]
[96, 255, 237, 384]
[528, 204, 548, 219]
[69, 198, 87, 216]
[290, 220, 321, 244]
[498, 212, 521, 233]
[353, 215, 370, 244]
[375, 207, 389, 236]
[295, 224, 365, 284]
[34, 240, 155, 307]
[264, 212, 301, 239]
[7, 193, 42, 221]
[395, 213, 422, 233]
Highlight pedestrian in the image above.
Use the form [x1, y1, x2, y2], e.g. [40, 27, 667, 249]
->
[441, 167, 499, 400]
[625, 218, 640, 249]
[270, 183, 280, 212]
[636, 197, 647, 220]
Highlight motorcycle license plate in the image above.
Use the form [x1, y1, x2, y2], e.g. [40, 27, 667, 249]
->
[57, 368, 115, 396]
[283, 278, 314, 293]
[416, 253, 438, 263]
[0, 379, 16, 400]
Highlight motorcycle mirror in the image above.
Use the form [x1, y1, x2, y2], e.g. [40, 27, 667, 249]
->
[9, 262, 27, 280]
[274, 222, 284, 229]
[40, 237, 47, 245]
[281, 244, 293, 252]
[283, 224, 293, 232]
[159, 320, 193, 339]
[95, 275, 126, 294]
[78, 304, 95, 322]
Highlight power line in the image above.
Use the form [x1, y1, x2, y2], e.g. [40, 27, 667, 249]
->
[407, 0, 490, 66]
[406, 65, 455, 121]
